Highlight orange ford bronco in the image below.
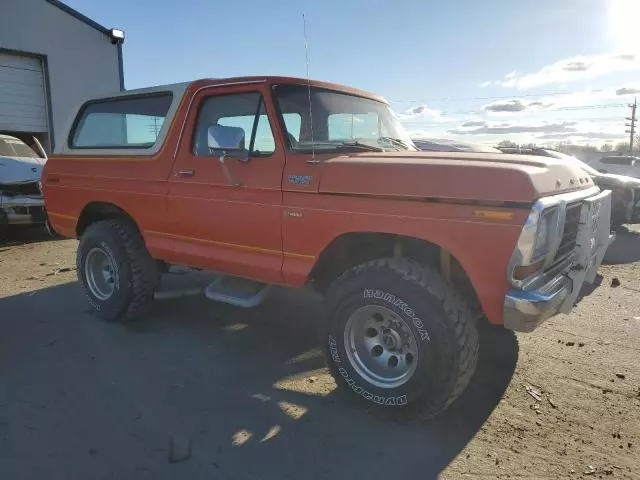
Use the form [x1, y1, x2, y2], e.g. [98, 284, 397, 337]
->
[43, 77, 613, 417]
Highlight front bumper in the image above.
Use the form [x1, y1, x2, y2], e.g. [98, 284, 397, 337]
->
[504, 189, 614, 333]
[0, 193, 45, 225]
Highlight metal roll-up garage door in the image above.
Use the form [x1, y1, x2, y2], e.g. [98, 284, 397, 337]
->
[0, 52, 48, 133]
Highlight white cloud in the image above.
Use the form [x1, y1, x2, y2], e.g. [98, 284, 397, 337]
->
[616, 84, 640, 95]
[447, 119, 625, 144]
[479, 81, 492, 88]
[483, 98, 550, 113]
[397, 105, 449, 125]
[397, 104, 442, 119]
[487, 53, 640, 89]
[477, 88, 626, 117]
[461, 120, 487, 127]
[543, 89, 610, 108]
[449, 120, 578, 135]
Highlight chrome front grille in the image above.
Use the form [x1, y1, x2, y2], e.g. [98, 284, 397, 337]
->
[545, 201, 583, 273]
[557, 202, 582, 260]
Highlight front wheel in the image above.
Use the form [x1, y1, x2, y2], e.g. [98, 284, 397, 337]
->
[323, 258, 479, 420]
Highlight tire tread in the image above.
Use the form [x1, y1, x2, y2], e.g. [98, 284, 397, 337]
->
[77, 218, 157, 322]
[325, 257, 479, 419]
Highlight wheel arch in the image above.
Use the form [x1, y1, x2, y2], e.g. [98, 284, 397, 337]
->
[308, 231, 483, 317]
[76, 201, 140, 237]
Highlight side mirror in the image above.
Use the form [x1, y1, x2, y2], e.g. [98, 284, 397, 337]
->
[207, 124, 245, 152]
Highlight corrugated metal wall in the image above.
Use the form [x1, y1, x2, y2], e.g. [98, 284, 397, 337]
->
[0, 53, 48, 133]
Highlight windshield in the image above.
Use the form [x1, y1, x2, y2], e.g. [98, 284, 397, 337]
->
[273, 85, 417, 153]
[0, 136, 39, 159]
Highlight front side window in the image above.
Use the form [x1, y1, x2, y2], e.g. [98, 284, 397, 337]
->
[273, 84, 416, 153]
[193, 92, 275, 157]
[71, 93, 172, 148]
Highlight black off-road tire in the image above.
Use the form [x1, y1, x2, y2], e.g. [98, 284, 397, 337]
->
[323, 258, 479, 420]
[76, 218, 158, 322]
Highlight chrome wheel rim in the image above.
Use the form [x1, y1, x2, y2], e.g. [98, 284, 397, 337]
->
[85, 247, 116, 301]
[344, 304, 419, 389]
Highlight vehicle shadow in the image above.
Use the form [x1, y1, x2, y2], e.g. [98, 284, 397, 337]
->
[0, 280, 517, 480]
[576, 274, 603, 304]
[0, 225, 54, 249]
[603, 226, 640, 264]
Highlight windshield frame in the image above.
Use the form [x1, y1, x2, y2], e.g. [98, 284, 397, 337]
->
[271, 84, 417, 154]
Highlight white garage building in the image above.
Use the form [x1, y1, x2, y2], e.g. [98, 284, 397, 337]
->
[0, 0, 124, 152]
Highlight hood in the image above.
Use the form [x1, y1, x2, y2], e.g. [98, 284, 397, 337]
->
[0, 156, 45, 185]
[318, 151, 595, 203]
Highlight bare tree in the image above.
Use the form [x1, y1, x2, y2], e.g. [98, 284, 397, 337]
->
[497, 140, 517, 148]
[614, 142, 629, 153]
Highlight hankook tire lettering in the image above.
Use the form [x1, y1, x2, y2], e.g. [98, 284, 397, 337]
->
[363, 289, 431, 342]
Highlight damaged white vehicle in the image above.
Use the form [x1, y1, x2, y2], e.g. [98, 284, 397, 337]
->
[0, 133, 54, 234]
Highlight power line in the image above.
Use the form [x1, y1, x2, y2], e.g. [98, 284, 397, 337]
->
[549, 103, 626, 111]
[399, 104, 629, 124]
[389, 90, 609, 104]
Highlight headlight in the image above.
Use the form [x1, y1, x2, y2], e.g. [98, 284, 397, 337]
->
[531, 207, 559, 262]
[509, 202, 562, 286]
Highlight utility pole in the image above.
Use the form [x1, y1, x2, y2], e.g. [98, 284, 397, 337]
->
[626, 97, 637, 153]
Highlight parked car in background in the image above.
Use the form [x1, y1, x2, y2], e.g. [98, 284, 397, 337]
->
[498, 147, 640, 228]
[589, 155, 640, 177]
[0, 133, 54, 235]
[412, 138, 502, 153]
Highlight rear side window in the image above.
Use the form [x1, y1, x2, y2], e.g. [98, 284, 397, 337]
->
[70, 93, 173, 148]
[600, 156, 632, 165]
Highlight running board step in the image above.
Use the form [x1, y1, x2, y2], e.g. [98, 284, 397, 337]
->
[204, 275, 271, 308]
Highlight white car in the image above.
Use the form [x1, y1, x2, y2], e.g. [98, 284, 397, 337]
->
[589, 155, 640, 178]
[0, 133, 52, 232]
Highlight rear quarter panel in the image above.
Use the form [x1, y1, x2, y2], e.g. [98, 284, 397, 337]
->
[42, 83, 194, 257]
[43, 154, 176, 257]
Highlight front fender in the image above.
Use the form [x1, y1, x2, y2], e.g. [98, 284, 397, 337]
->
[282, 193, 526, 324]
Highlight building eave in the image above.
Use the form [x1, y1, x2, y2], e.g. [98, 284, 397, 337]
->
[45, 0, 111, 37]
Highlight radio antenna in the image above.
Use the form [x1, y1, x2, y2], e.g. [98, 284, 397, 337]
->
[303, 13, 317, 164]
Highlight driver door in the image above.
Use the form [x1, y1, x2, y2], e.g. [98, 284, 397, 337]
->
[166, 84, 285, 283]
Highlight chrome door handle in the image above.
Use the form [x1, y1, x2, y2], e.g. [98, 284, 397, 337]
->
[176, 169, 195, 177]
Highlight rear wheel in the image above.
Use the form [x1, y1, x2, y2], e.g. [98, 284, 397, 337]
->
[323, 258, 479, 419]
[76, 218, 158, 322]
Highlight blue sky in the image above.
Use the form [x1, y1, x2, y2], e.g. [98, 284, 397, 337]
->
[66, 0, 640, 147]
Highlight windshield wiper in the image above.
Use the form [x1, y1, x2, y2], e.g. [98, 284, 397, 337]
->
[378, 136, 412, 149]
[290, 141, 384, 153]
[334, 141, 384, 152]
